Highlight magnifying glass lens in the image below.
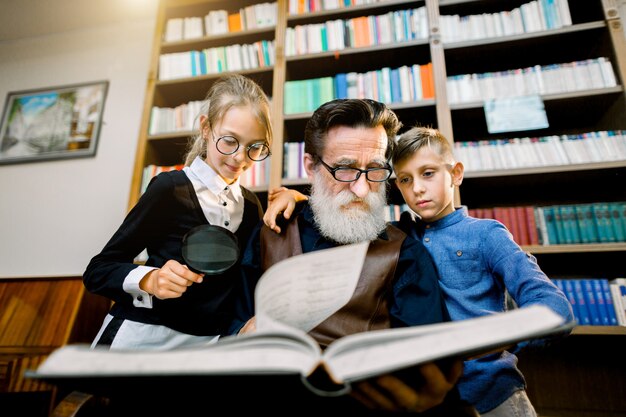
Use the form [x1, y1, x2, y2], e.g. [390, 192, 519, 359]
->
[182, 225, 239, 274]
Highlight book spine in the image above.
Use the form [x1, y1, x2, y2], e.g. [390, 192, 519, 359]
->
[561, 279, 581, 325]
[572, 280, 592, 325]
[609, 279, 626, 326]
[599, 279, 618, 326]
[580, 279, 602, 325]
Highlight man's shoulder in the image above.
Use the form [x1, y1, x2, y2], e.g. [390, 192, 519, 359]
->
[384, 222, 407, 241]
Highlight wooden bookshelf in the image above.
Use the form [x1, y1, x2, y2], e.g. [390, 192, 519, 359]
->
[131, 1, 626, 415]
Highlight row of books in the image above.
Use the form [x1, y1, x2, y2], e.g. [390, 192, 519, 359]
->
[140, 166, 626, 245]
[141, 160, 271, 193]
[285, 6, 427, 56]
[148, 101, 203, 136]
[284, 63, 434, 114]
[163, 2, 277, 42]
[553, 278, 626, 327]
[141, 164, 184, 194]
[238, 159, 271, 188]
[440, 0, 572, 43]
[468, 202, 626, 246]
[535, 203, 626, 245]
[288, 0, 385, 15]
[158, 40, 275, 81]
[384, 203, 409, 222]
[453, 130, 626, 172]
[283, 142, 307, 180]
[447, 57, 617, 104]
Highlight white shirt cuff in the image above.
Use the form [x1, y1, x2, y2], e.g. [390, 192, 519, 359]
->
[123, 265, 156, 308]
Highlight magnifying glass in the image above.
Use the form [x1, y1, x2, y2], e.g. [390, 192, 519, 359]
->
[181, 225, 240, 274]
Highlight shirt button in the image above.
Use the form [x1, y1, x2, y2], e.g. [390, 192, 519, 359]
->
[137, 295, 143, 302]
[425, 225, 430, 229]
[424, 237, 430, 242]
[456, 250, 463, 257]
[225, 221, 229, 226]
[222, 201, 227, 206]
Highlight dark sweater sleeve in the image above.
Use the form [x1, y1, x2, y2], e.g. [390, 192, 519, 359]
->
[228, 219, 264, 334]
[82, 174, 175, 302]
[389, 234, 452, 327]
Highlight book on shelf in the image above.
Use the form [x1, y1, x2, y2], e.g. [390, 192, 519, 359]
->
[610, 278, 626, 326]
[28, 242, 572, 395]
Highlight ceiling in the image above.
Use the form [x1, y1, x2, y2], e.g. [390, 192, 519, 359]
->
[0, 0, 158, 42]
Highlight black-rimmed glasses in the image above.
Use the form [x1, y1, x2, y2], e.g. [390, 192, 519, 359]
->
[213, 135, 271, 161]
[318, 158, 392, 182]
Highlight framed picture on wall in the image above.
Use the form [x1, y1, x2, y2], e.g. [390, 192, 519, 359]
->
[0, 80, 109, 165]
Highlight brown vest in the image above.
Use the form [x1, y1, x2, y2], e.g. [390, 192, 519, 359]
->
[260, 218, 406, 349]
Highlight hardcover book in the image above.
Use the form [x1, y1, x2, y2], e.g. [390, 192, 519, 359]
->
[29, 242, 573, 396]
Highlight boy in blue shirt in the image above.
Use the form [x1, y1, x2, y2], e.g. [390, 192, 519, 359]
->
[391, 127, 574, 416]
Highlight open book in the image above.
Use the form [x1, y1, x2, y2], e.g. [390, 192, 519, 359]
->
[29, 242, 573, 396]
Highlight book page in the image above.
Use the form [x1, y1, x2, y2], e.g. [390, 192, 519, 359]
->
[322, 305, 570, 383]
[32, 330, 320, 378]
[255, 241, 369, 332]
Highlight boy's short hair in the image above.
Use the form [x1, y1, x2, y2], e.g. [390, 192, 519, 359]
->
[392, 127, 455, 166]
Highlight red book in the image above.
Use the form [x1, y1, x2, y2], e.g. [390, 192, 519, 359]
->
[514, 206, 530, 246]
[525, 206, 540, 245]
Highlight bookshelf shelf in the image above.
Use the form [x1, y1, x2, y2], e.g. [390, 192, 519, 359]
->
[443, 21, 607, 50]
[464, 160, 626, 178]
[285, 39, 431, 62]
[524, 242, 626, 254]
[572, 325, 626, 335]
[449, 86, 623, 111]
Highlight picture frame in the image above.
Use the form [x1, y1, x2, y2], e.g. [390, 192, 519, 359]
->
[0, 80, 109, 165]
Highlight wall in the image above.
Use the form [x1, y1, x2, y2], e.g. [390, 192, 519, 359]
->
[0, 10, 158, 277]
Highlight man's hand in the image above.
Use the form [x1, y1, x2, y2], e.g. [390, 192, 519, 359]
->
[350, 360, 463, 413]
[239, 317, 257, 334]
[263, 187, 308, 233]
[139, 259, 204, 299]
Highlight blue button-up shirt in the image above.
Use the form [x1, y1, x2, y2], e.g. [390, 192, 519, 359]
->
[396, 206, 574, 413]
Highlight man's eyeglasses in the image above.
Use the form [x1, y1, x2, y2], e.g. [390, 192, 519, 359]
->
[318, 158, 392, 182]
[213, 135, 271, 161]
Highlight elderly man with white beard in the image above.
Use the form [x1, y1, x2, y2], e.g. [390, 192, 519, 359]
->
[229, 99, 477, 416]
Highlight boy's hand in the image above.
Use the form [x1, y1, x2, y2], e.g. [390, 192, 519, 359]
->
[264, 187, 308, 233]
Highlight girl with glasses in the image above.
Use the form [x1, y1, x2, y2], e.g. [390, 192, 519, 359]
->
[84, 74, 297, 350]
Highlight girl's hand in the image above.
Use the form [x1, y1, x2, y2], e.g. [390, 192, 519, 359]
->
[263, 187, 308, 233]
[140, 259, 204, 300]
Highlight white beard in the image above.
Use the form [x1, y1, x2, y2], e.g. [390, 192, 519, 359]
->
[308, 173, 388, 244]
